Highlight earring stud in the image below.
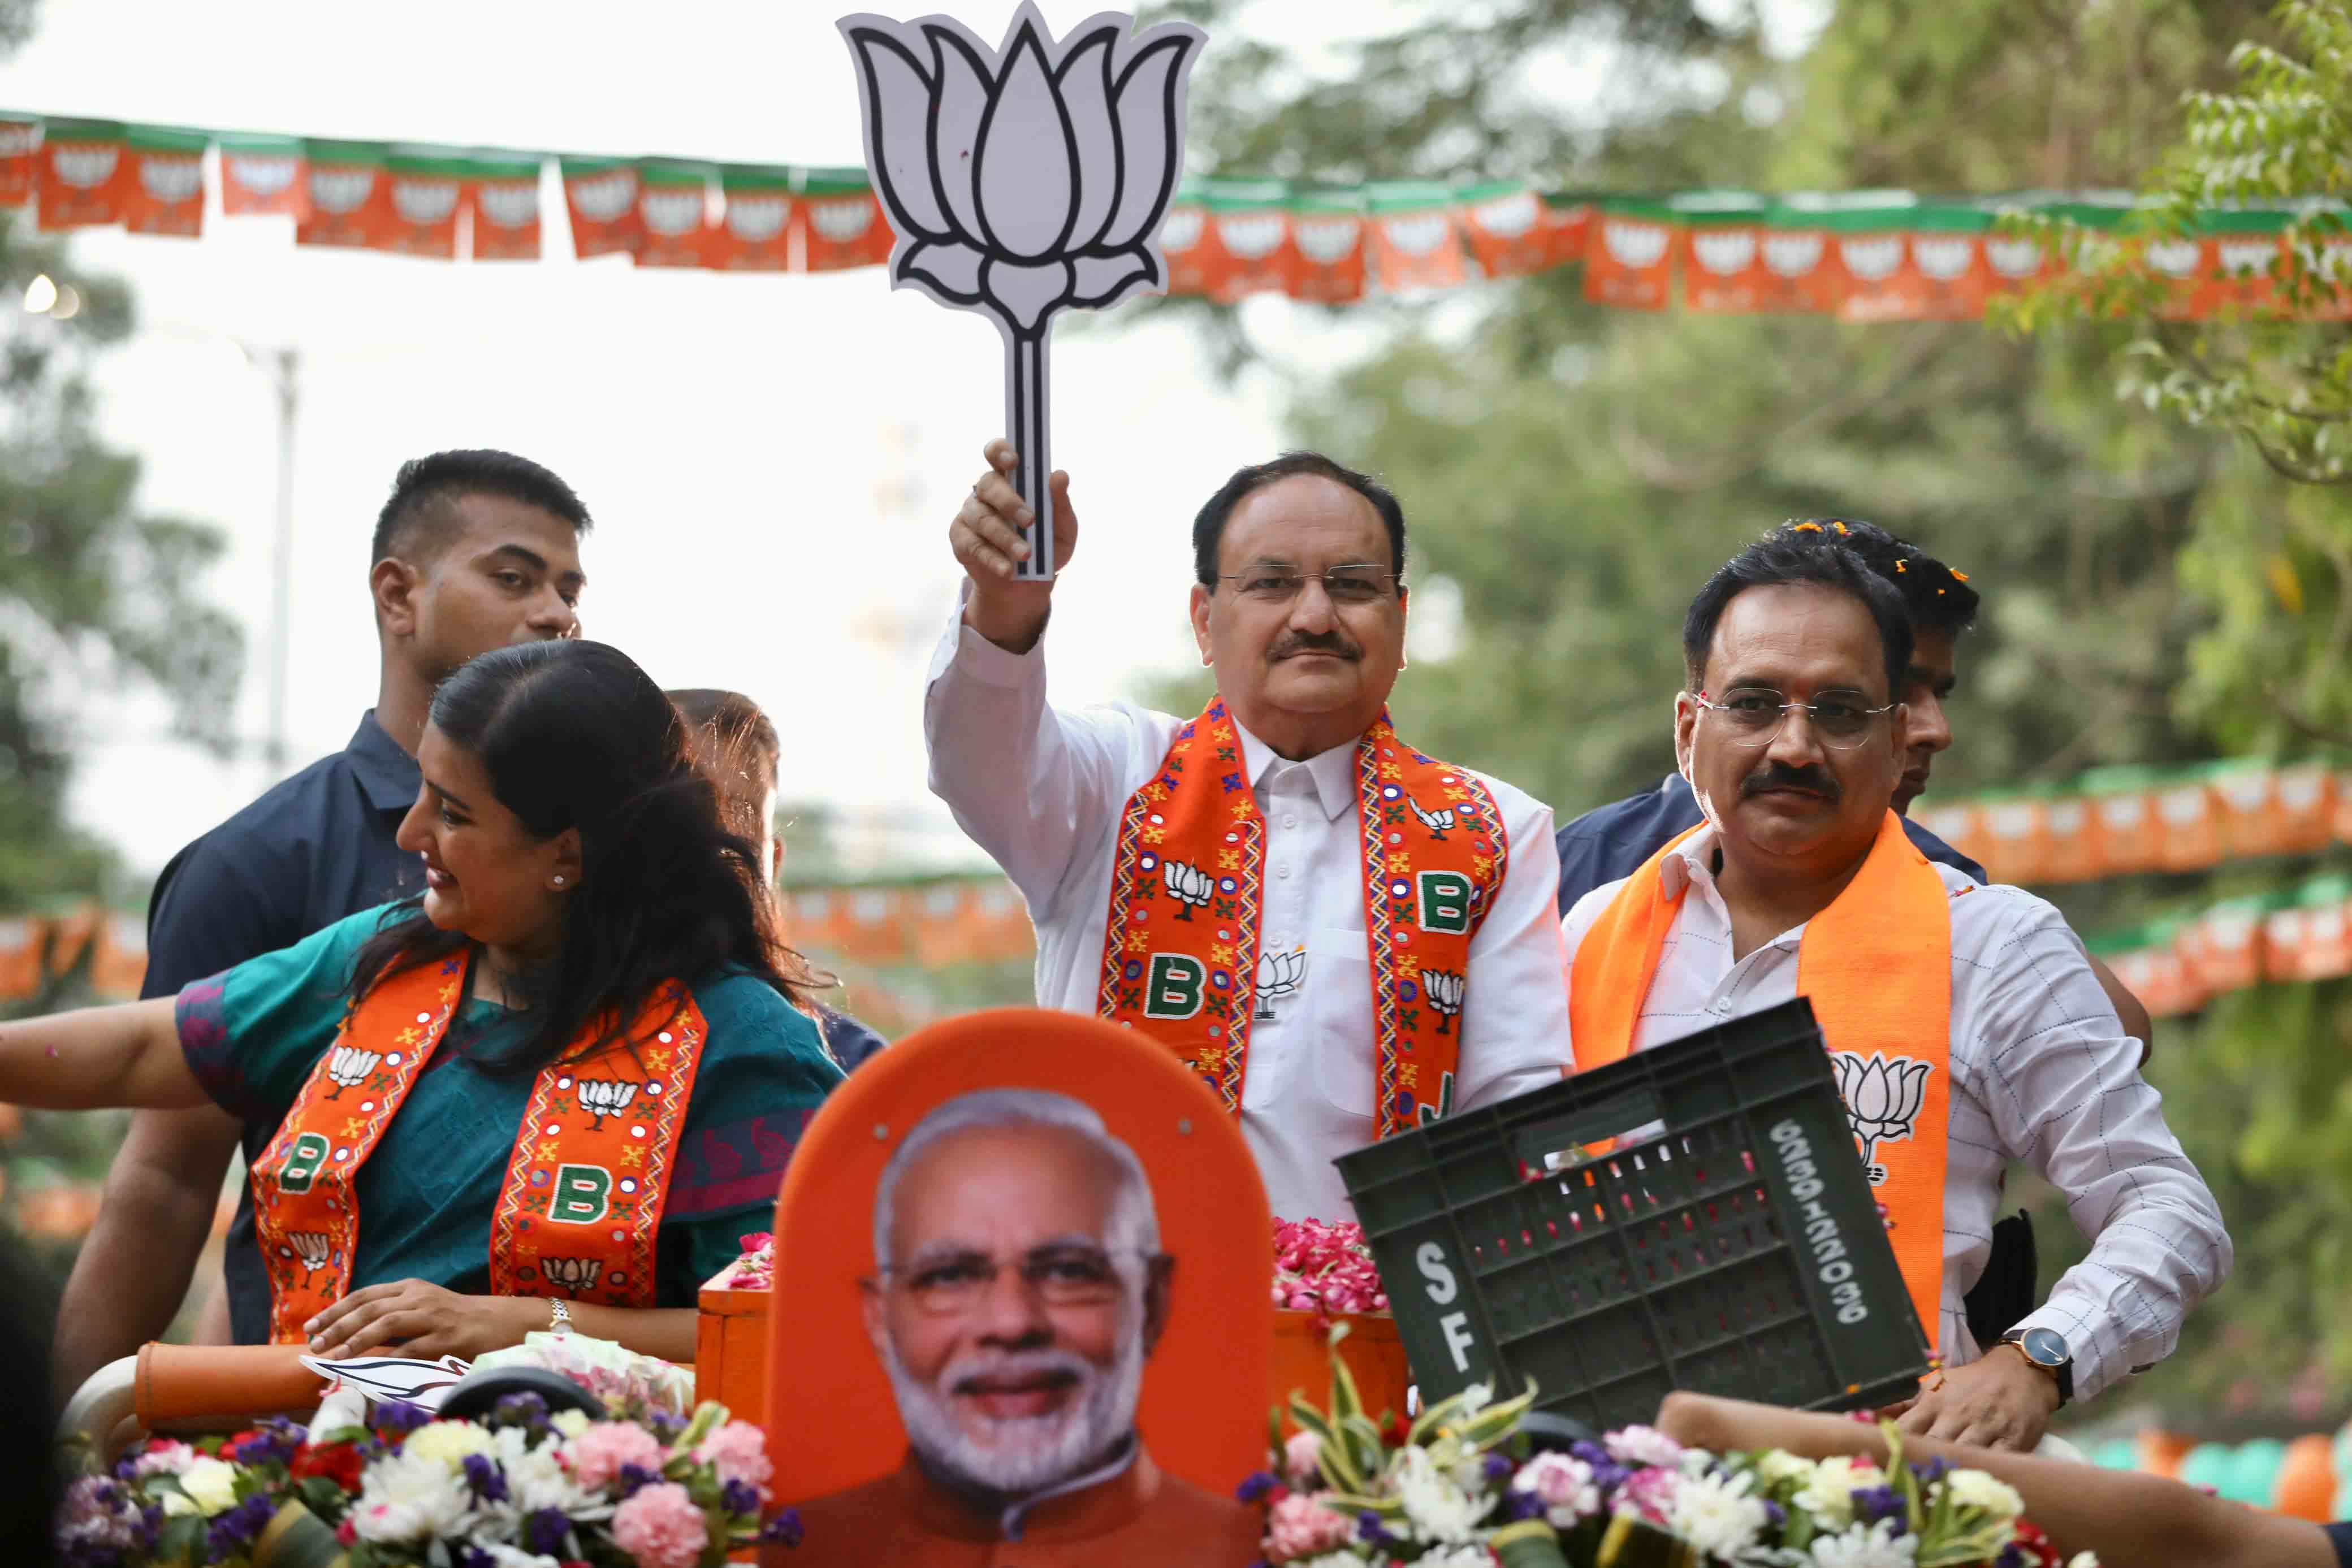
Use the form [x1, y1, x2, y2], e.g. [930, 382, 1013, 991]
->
[551, 876, 566, 886]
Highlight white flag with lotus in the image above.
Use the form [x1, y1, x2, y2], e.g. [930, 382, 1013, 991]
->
[840, 2, 1204, 579]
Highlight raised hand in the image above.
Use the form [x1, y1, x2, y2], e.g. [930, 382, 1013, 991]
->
[952, 438, 1079, 654]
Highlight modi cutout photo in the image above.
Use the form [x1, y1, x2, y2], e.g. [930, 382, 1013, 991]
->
[763, 1008, 1273, 1566]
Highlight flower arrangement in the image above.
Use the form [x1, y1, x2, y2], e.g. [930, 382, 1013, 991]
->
[473, 1331, 698, 1420]
[707, 1231, 774, 1293]
[1273, 1218, 1390, 1316]
[1250, 1338, 2099, 1567]
[57, 1392, 799, 1568]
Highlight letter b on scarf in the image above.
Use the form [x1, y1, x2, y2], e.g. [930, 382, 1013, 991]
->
[550, 1163, 615, 1224]
[1144, 954, 1206, 1019]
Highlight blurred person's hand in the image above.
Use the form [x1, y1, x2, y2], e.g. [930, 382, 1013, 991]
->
[1884, 1346, 2060, 1451]
[306, 1279, 535, 1363]
[953, 438, 1077, 654]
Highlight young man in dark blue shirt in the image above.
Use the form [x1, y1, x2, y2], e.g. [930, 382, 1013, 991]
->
[51, 450, 595, 1394]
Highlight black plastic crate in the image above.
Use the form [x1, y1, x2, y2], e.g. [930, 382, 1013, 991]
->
[1334, 997, 1929, 1432]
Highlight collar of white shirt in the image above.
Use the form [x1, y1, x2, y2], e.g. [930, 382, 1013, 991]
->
[1229, 712, 1357, 822]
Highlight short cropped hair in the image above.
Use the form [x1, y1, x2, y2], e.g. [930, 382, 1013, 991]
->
[1774, 518, 1979, 638]
[370, 449, 594, 568]
[1683, 534, 1914, 700]
[668, 688, 780, 842]
[871, 1089, 1161, 1270]
[1191, 452, 1407, 590]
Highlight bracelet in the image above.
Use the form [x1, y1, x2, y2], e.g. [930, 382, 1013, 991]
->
[547, 1297, 573, 1336]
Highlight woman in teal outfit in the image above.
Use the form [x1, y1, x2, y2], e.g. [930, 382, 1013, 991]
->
[0, 640, 842, 1365]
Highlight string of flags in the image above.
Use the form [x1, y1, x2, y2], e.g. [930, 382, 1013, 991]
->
[9, 112, 2351, 317]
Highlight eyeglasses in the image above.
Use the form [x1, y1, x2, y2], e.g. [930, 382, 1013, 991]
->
[873, 1244, 1152, 1316]
[1217, 565, 1401, 605]
[1693, 688, 1895, 750]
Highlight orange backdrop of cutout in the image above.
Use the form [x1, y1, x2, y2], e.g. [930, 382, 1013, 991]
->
[762, 1006, 1272, 1513]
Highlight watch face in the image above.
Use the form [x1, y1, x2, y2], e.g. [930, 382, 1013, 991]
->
[2020, 1327, 2068, 1367]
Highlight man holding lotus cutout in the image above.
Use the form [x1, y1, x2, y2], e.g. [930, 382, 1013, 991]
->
[925, 440, 1571, 1224]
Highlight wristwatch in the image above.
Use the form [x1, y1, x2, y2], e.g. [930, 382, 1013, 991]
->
[547, 1298, 573, 1337]
[1999, 1326, 2072, 1407]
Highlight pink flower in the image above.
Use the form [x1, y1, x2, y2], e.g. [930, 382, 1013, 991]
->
[1604, 1424, 1685, 1470]
[693, 1420, 773, 1493]
[1282, 1430, 1325, 1487]
[1263, 1493, 1356, 1561]
[1269, 1218, 1390, 1316]
[611, 1480, 710, 1568]
[1514, 1452, 1600, 1525]
[564, 1420, 668, 1492]
[1615, 1464, 1681, 1526]
[132, 1441, 197, 1478]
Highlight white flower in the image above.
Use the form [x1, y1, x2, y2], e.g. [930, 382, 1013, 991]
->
[2065, 1554, 2102, 1568]
[492, 1425, 605, 1518]
[1513, 1451, 1601, 1527]
[352, 1449, 474, 1543]
[1793, 1456, 1868, 1528]
[1605, 1423, 1687, 1469]
[1808, 1520, 1919, 1567]
[403, 1419, 496, 1470]
[178, 1457, 241, 1517]
[159, 1492, 198, 1518]
[1756, 1450, 1819, 1487]
[549, 1409, 592, 1439]
[477, 1546, 563, 1568]
[1294, 1554, 1374, 1568]
[1671, 1468, 1773, 1561]
[1456, 1382, 1494, 1418]
[1393, 1445, 1488, 1544]
[1942, 1468, 2025, 1522]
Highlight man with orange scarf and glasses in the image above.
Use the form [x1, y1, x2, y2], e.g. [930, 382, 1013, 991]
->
[1560, 532, 2229, 1452]
[924, 440, 1570, 1225]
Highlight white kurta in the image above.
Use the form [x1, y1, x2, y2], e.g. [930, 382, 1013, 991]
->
[925, 614, 1573, 1222]
[1560, 825, 2232, 1402]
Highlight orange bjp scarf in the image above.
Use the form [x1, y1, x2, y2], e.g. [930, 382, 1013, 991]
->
[1568, 811, 1952, 1340]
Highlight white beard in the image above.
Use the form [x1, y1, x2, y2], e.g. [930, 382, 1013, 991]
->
[882, 1331, 1146, 1497]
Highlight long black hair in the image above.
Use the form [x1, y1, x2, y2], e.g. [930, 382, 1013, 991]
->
[347, 640, 822, 1075]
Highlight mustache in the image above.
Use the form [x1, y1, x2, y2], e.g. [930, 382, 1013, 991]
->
[944, 1346, 1096, 1402]
[1269, 631, 1360, 662]
[1740, 762, 1841, 802]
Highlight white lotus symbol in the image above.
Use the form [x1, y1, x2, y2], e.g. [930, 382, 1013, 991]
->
[2312, 907, 2344, 943]
[570, 171, 635, 222]
[1986, 237, 2044, 278]
[1472, 190, 1537, 238]
[1830, 1051, 1932, 1185]
[1764, 231, 1824, 277]
[1295, 215, 1361, 265]
[1692, 229, 1756, 275]
[1986, 801, 2038, 838]
[727, 195, 789, 242]
[2280, 768, 2324, 809]
[478, 184, 539, 227]
[1253, 942, 1306, 1021]
[640, 189, 704, 237]
[227, 155, 297, 198]
[309, 169, 375, 216]
[1840, 235, 1903, 281]
[0, 124, 38, 157]
[1158, 205, 1204, 253]
[844, 1, 1201, 333]
[1381, 213, 1451, 257]
[288, 1233, 331, 1272]
[2046, 799, 2086, 834]
[140, 157, 202, 203]
[1913, 236, 1974, 280]
[392, 180, 459, 225]
[2095, 793, 2146, 829]
[2158, 785, 2210, 826]
[2217, 239, 2275, 276]
[2146, 238, 2201, 277]
[1602, 218, 1668, 267]
[52, 146, 117, 190]
[811, 195, 875, 243]
[1217, 212, 1287, 261]
[2217, 773, 2268, 811]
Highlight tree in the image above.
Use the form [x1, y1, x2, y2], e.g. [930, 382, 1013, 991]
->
[1145, 0, 2345, 1414]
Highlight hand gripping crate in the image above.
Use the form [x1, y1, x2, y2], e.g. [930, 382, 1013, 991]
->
[1334, 997, 1930, 1433]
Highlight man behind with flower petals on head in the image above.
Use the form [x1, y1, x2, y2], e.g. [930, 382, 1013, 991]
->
[786, 1088, 1260, 1566]
[1560, 530, 2229, 1453]
[925, 440, 1571, 1224]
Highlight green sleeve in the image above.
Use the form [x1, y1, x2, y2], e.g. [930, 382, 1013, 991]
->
[176, 903, 414, 1128]
[654, 974, 846, 1302]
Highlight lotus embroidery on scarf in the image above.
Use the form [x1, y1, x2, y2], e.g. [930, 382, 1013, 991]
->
[1830, 1051, 1933, 1185]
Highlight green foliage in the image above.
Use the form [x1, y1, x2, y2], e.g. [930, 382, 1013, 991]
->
[0, 213, 243, 906]
[1144, 0, 2350, 1413]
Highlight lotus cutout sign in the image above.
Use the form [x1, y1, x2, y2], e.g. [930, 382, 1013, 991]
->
[841, 2, 1204, 581]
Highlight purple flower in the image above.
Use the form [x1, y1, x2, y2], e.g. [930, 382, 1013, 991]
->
[841, 3, 1203, 335]
[374, 1400, 433, 1437]
[1502, 1487, 1546, 1522]
[525, 1506, 572, 1556]
[721, 1478, 762, 1516]
[1851, 1484, 1909, 1531]
[1482, 1452, 1517, 1486]
[462, 1452, 508, 1504]
[759, 1507, 805, 1547]
[618, 1462, 662, 1497]
[1356, 1511, 1400, 1545]
[455, 1548, 496, 1568]
[1912, 1457, 1951, 1486]
[1235, 1470, 1283, 1503]
[491, 1391, 552, 1433]
[205, 1495, 277, 1557]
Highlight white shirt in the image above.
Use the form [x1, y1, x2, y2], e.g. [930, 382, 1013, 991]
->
[1559, 826, 2230, 1404]
[926, 613, 1573, 1222]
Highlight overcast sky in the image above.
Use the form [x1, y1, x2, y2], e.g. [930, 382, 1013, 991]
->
[4, 0, 1331, 883]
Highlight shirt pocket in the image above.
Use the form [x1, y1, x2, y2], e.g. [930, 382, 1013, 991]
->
[1309, 926, 1378, 1118]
